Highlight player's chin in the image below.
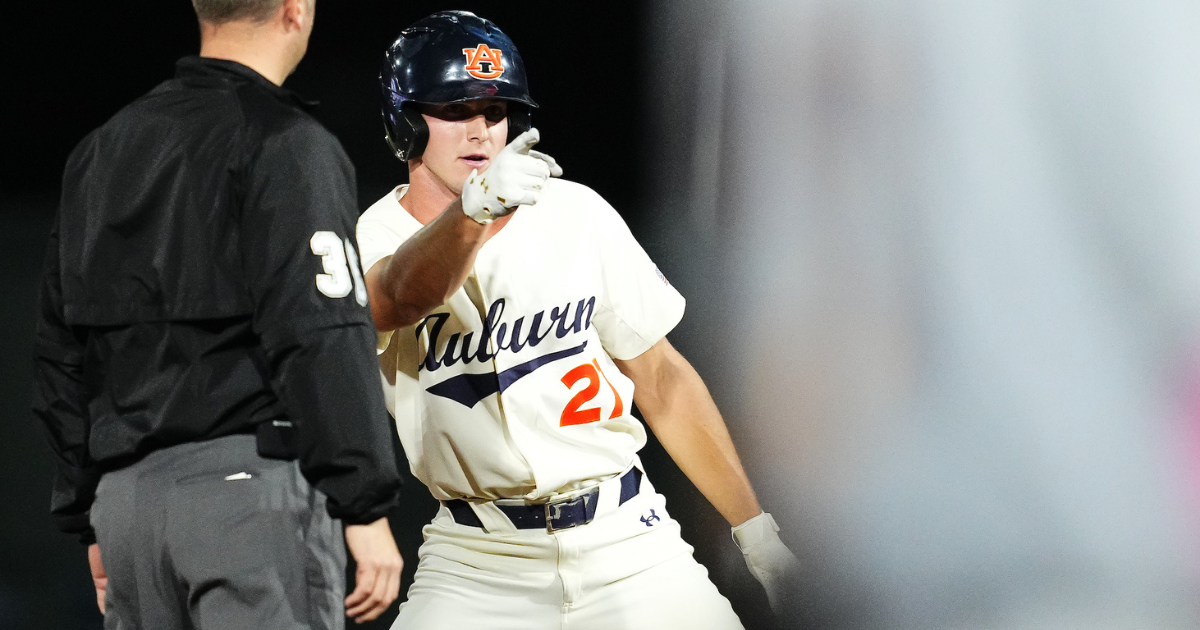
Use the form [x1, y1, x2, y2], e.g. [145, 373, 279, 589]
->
[445, 174, 468, 194]
[448, 171, 472, 192]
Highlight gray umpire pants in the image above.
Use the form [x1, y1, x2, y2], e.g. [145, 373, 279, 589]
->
[91, 434, 345, 630]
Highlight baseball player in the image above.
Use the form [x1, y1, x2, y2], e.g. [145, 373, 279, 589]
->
[357, 11, 798, 628]
[33, 1, 404, 627]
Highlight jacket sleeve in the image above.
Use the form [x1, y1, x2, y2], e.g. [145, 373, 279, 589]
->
[241, 117, 401, 524]
[32, 213, 100, 545]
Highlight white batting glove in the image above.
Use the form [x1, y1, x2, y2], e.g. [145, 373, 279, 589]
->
[732, 512, 799, 615]
[461, 128, 563, 224]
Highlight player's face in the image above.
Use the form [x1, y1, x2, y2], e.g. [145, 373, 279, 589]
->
[417, 99, 509, 195]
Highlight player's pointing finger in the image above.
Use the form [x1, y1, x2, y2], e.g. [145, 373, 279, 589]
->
[508, 128, 540, 154]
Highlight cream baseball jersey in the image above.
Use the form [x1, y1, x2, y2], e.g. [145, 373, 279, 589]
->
[357, 179, 685, 502]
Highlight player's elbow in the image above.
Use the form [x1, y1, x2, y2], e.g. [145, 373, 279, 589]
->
[639, 396, 693, 437]
[631, 372, 679, 426]
[390, 306, 427, 329]
[367, 279, 439, 330]
[386, 296, 444, 329]
[393, 279, 466, 327]
[637, 360, 710, 428]
[373, 304, 416, 331]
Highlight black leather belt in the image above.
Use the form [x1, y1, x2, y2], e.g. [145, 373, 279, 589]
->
[446, 467, 642, 533]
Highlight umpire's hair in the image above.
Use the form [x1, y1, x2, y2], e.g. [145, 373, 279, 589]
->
[191, 0, 285, 24]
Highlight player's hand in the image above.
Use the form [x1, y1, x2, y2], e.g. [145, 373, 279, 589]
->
[87, 543, 107, 614]
[343, 517, 403, 624]
[732, 512, 800, 615]
[461, 128, 562, 224]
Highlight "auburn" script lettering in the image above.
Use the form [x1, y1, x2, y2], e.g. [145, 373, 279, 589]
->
[417, 296, 596, 372]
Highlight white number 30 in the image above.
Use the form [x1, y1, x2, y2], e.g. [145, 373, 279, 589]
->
[310, 231, 368, 306]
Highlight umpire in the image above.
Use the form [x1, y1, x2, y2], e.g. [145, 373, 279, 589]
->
[32, 0, 404, 627]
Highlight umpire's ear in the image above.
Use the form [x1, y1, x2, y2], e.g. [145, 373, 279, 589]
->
[280, 0, 315, 34]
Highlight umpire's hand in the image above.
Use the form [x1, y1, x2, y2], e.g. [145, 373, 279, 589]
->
[344, 518, 404, 623]
[87, 543, 107, 614]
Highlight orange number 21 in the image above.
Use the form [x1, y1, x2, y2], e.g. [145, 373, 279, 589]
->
[559, 359, 624, 426]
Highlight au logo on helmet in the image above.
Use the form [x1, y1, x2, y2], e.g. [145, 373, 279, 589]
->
[462, 44, 505, 79]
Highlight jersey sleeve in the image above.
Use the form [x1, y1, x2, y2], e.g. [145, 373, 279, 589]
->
[32, 212, 101, 545]
[356, 204, 409, 280]
[586, 190, 686, 360]
[356, 202, 410, 353]
[241, 119, 401, 524]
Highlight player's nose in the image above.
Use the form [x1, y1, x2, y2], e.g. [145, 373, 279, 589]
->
[464, 114, 491, 143]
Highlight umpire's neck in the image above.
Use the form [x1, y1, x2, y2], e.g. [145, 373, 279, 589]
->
[198, 0, 315, 87]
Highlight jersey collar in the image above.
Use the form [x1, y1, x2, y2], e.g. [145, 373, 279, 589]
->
[174, 56, 319, 112]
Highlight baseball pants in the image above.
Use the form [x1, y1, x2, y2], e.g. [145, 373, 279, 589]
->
[392, 467, 744, 630]
[90, 434, 345, 630]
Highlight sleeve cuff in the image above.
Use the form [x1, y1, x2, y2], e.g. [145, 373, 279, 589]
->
[376, 329, 394, 355]
[331, 490, 401, 526]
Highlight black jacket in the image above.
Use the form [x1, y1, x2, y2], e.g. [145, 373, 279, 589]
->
[33, 57, 401, 544]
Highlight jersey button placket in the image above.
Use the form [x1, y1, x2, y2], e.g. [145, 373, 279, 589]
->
[474, 271, 505, 413]
[474, 264, 538, 495]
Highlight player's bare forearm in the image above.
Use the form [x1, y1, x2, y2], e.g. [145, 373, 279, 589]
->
[614, 339, 763, 527]
[366, 198, 489, 330]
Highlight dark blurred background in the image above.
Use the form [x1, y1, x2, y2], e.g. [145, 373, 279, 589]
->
[0, 2, 779, 629]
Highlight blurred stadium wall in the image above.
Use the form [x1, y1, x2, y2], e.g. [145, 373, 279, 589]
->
[642, 1, 1200, 628]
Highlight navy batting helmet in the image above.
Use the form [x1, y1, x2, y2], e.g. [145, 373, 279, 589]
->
[380, 11, 537, 162]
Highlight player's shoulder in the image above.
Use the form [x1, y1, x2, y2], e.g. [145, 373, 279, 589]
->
[358, 186, 423, 237]
[540, 178, 627, 228]
[541, 178, 619, 217]
[360, 187, 405, 224]
[357, 187, 423, 270]
[542, 178, 605, 204]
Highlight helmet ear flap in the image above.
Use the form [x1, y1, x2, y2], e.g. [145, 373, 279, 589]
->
[400, 108, 429, 162]
[506, 103, 532, 144]
[383, 105, 430, 162]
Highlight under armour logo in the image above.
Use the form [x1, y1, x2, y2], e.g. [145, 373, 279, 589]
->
[640, 509, 661, 527]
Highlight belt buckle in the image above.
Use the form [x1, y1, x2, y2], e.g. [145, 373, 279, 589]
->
[543, 492, 591, 533]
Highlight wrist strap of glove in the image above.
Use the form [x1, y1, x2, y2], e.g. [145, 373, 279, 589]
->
[462, 200, 496, 225]
[460, 169, 498, 224]
[731, 511, 779, 551]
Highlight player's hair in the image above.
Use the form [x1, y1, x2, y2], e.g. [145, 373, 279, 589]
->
[191, 0, 286, 24]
